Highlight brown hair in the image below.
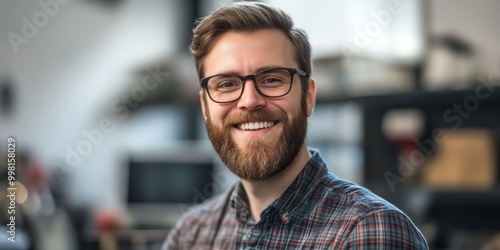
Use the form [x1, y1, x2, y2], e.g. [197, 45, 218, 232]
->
[190, 1, 311, 92]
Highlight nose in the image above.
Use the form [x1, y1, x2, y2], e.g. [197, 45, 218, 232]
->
[236, 79, 266, 111]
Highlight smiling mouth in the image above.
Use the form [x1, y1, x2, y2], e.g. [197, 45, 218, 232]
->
[236, 121, 276, 131]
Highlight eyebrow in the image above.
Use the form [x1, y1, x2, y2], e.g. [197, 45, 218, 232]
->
[214, 65, 288, 76]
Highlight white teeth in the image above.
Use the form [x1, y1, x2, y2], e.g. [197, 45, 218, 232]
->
[238, 121, 275, 130]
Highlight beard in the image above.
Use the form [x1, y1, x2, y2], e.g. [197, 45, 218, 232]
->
[205, 100, 308, 181]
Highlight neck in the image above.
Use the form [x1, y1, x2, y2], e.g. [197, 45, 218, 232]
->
[241, 144, 311, 222]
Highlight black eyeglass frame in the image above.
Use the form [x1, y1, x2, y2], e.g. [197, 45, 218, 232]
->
[200, 67, 308, 104]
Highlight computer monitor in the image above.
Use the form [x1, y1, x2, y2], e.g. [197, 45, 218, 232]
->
[124, 143, 216, 228]
[127, 160, 214, 204]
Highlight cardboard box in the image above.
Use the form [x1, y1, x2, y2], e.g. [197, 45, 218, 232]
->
[422, 129, 496, 189]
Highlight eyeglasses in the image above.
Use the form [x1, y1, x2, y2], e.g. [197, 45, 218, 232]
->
[200, 67, 308, 103]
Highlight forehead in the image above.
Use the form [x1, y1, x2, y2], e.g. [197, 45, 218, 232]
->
[204, 29, 297, 76]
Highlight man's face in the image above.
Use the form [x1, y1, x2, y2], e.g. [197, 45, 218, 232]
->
[200, 29, 316, 181]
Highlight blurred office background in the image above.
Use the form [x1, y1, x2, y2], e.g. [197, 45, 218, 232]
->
[0, 0, 499, 249]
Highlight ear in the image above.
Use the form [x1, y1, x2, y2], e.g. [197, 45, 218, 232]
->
[199, 90, 208, 121]
[305, 78, 317, 117]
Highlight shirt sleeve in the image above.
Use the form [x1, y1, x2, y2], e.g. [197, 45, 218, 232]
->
[341, 210, 429, 250]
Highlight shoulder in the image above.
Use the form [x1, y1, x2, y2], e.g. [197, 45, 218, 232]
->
[342, 209, 429, 249]
[161, 186, 233, 250]
[179, 190, 230, 220]
[318, 174, 428, 249]
[305, 149, 403, 216]
[173, 188, 231, 229]
[319, 173, 402, 215]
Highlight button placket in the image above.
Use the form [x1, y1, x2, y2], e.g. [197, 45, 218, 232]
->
[243, 221, 265, 248]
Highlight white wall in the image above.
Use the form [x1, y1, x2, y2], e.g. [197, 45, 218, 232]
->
[0, 0, 184, 208]
[265, 0, 425, 64]
[429, 0, 500, 78]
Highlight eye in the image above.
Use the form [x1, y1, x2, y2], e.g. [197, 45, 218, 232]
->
[257, 69, 290, 86]
[211, 78, 241, 93]
[262, 77, 281, 83]
[218, 81, 238, 88]
[259, 75, 286, 86]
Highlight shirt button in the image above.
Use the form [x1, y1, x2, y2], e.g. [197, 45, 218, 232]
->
[281, 212, 290, 224]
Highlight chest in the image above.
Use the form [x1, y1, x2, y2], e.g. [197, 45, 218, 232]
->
[190, 212, 351, 250]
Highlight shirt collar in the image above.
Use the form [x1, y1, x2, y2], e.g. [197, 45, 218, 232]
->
[269, 148, 328, 224]
[229, 148, 329, 224]
[230, 181, 252, 222]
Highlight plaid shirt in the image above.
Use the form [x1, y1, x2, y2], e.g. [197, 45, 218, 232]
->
[162, 149, 428, 249]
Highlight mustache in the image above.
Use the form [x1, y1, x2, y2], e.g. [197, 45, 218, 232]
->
[223, 109, 288, 126]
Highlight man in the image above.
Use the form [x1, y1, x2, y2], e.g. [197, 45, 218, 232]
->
[163, 2, 428, 249]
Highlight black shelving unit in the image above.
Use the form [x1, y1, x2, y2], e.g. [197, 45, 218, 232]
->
[354, 86, 500, 188]
[319, 85, 500, 249]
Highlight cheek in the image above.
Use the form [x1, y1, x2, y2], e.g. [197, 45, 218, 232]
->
[206, 104, 231, 125]
[286, 92, 306, 118]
